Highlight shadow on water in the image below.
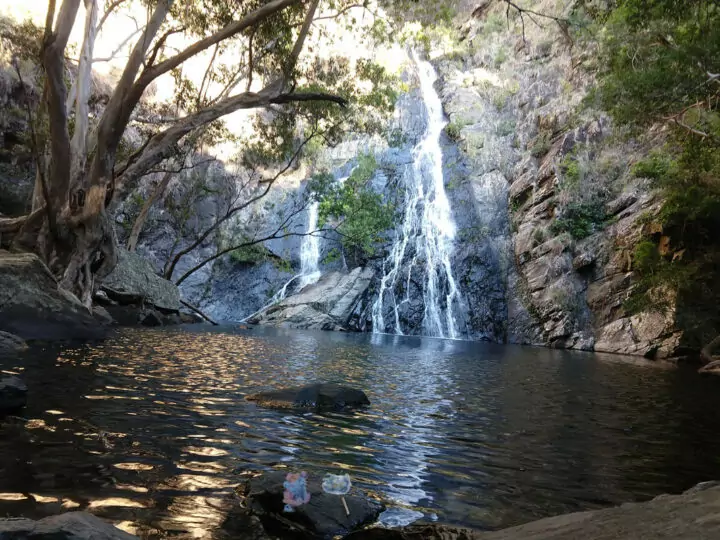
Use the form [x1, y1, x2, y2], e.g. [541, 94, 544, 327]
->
[2, 325, 720, 536]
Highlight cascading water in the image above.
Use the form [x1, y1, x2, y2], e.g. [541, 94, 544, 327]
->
[242, 201, 322, 321]
[372, 52, 463, 339]
[296, 201, 322, 289]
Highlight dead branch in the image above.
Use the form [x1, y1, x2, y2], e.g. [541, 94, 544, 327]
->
[180, 299, 219, 325]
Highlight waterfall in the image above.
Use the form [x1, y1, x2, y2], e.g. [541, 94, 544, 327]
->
[241, 201, 322, 321]
[296, 201, 322, 289]
[371, 52, 463, 339]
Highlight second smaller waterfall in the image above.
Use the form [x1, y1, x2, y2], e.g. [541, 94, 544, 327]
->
[296, 201, 321, 290]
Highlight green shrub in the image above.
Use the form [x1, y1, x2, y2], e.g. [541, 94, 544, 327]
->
[550, 201, 607, 240]
[530, 131, 552, 158]
[446, 121, 463, 141]
[496, 119, 516, 137]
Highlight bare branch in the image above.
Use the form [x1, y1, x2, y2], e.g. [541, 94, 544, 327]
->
[499, 0, 571, 47]
[92, 26, 142, 63]
[117, 84, 347, 194]
[139, 0, 298, 87]
[97, 0, 126, 32]
[284, 0, 320, 81]
[180, 299, 219, 325]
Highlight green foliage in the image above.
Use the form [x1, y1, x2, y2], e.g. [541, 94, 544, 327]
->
[530, 131, 552, 157]
[493, 47, 509, 68]
[595, 0, 719, 136]
[312, 153, 394, 259]
[496, 119, 516, 137]
[446, 120, 464, 141]
[230, 243, 269, 264]
[632, 152, 673, 181]
[550, 200, 608, 240]
[0, 16, 44, 62]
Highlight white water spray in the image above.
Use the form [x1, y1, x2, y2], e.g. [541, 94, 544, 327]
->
[371, 52, 463, 339]
[242, 201, 322, 321]
[296, 201, 322, 289]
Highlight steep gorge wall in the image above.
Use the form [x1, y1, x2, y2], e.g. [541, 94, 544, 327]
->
[437, 0, 682, 357]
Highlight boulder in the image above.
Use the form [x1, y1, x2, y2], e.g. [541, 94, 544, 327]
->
[345, 524, 482, 540]
[0, 512, 136, 539]
[243, 471, 384, 539]
[246, 383, 370, 412]
[0, 330, 27, 356]
[101, 249, 181, 312]
[0, 251, 105, 340]
[248, 268, 374, 330]
[348, 482, 720, 540]
[0, 375, 27, 412]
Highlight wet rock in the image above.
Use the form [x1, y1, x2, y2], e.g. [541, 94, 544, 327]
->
[699, 360, 720, 375]
[350, 482, 720, 540]
[0, 511, 137, 539]
[101, 249, 181, 312]
[0, 251, 105, 341]
[244, 471, 385, 539]
[0, 375, 27, 412]
[345, 524, 482, 540]
[249, 268, 374, 331]
[0, 330, 27, 356]
[92, 305, 115, 325]
[140, 309, 163, 327]
[246, 383, 370, 412]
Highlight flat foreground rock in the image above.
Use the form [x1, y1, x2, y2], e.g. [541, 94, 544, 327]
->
[347, 482, 720, 540]
[246, 383, 370, 412]
[0, 512, 136, 539]
[243, 471, 385, 539]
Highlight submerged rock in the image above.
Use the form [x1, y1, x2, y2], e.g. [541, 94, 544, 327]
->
[242, 471, 384, 539]
[0, 511, 136, 539]
[246, 383, 370, 412]
[0, 251, 105, 341]
[248, 267, 374, 331]
[0, 375, 27, 412]
[0, 330, 27, 356]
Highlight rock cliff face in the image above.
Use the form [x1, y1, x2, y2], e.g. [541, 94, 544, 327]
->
[431, 0, 682, 358]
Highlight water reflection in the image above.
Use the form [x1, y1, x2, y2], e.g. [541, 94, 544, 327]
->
[2, 326, 720, 536]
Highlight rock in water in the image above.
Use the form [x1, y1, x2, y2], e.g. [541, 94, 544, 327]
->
[100, 249, 181, 312]
[0, 330, 27, 356]
[243, 472, 384, 539]
[0, 251, 105, 340]
[246, 383, 370, 412]
[0, 512, 136, 539]
[0, 375, 27, 412]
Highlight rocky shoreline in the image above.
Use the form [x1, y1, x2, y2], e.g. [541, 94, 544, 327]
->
[2, 481, 719, 539]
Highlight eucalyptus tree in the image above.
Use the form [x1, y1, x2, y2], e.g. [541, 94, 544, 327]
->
[0, 0, 401, 306]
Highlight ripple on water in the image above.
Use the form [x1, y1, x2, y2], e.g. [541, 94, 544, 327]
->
[2, 326, 720, 536]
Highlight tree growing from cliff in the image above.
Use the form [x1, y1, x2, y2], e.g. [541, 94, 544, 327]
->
[0, 0, 401, 306]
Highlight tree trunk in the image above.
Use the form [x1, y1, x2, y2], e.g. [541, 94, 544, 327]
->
[127, 170, 173, 252]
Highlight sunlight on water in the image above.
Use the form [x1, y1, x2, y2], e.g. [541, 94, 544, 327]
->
[2, 326, 720, 537]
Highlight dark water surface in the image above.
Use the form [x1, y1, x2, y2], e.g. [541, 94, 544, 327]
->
[2, 326, 720, 537]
